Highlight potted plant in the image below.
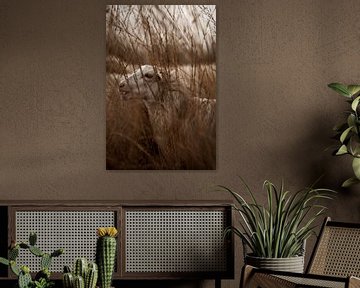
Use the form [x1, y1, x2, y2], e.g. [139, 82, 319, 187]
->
[328, 83, 360, 187]
[0, 232, 64, 288]
[219, 179, 334, 273]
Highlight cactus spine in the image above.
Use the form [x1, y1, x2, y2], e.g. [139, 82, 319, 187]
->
[96, 227, 118, 288]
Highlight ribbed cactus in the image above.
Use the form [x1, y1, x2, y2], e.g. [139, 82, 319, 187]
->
[85, 262, 98, 288]
[74, 275, 85, 288]
[63, 272, 74, 288]
[74, 258, 88, 279]
[63, 259, 98, 288]
[96, 227, 118, 288]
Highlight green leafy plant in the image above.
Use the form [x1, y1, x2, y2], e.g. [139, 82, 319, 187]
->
[328, 82, 360, 187]
[219, 179, 334, 258]
[0, 232, 63, 288]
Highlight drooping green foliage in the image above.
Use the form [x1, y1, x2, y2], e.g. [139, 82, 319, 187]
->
[219, 178, 335, 258]
[328, 82, 360, 187]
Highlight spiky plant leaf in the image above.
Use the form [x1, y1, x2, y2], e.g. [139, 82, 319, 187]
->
[328, 83, 351, 97]
[219, 179, 335, 258]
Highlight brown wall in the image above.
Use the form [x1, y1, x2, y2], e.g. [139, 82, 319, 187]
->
[1, 0, 360, 287]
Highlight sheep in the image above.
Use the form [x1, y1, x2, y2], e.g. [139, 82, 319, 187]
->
[118, 65, 215, 105]
[117, 65, 163, 101]
[113, 64, 216, 163]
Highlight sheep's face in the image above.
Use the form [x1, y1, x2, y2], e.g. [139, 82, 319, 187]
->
[119, 65, 161, 101]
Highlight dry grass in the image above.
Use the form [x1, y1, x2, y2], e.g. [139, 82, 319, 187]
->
[106, 5, 216, 170]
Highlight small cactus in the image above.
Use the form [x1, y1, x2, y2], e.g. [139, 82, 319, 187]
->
[41, 253, 52, 270]
[74, 258, 88, 279]
[18, 269, 32, 288]
[74, 275, 85, 288]
[85, 263, 98, 288]
[63, 259, 98, 288]
[63, 272, 74, 288]
[96, 227, 118, 288]
[29, 245, 44, 257]
[29, 232, 37, 246]
[9, 247, 19, 260]
[0, 232, 63, 288]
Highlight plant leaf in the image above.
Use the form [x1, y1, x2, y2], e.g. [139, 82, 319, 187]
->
[342, 177, 360, 188]
[352, 157, 360, 179]
[336, 145, 348, 155]
[328, 83, 351, 97]
[347, 85, 360, 97]
[340, 126, 353, 143]
[0, 257, 9, 266]
[352, 96, 360, 111]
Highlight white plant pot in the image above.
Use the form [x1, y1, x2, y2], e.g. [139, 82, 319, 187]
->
[245, 254, 305, 273]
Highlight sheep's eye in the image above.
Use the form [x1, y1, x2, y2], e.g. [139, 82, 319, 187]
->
[144, 72, 153, 79]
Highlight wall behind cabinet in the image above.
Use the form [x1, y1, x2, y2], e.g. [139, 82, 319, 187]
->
[1, 1, 360, 287]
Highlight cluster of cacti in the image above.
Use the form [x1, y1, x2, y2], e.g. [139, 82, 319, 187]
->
[62, 258, 98, 288]
[0, 232, 63, 288]
[96, 227, 118, 288]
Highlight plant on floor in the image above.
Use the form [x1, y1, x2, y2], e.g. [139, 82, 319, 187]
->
[0, 232, 63, 288]
[62, 258, 98, 288]
[219, 178, 335, 259]
[328, 82, 360, 187]
[96, 227, 118, 288]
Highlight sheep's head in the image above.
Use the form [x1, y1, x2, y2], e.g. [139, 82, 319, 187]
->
[119, 65, 162, 101]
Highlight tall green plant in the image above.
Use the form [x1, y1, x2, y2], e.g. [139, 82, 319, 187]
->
[328, 83, 360, 187]
[220, 179, 334, 258]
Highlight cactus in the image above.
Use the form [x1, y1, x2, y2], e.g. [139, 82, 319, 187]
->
[41, 253, 52, 270]
[29, 232, 37, 246]
[74, 258, 88, 279]
[18, 270, 32, 288]
[10, 260, 20, 276]
[85, 263, 98, 288]
[63, 260, 98, 288]
[9, 246, 19, 260]
[96, 227, 118, 288]
[29, 245, 44, 257]
[0, 232, 63, 288]
[63, 273, 74, 288]
[74, 275, 85, 288]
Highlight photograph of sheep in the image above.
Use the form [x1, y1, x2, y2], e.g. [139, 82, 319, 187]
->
[106, 5, 216, 170]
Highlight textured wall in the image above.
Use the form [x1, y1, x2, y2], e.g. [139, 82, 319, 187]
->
[1, 0, 360, 287]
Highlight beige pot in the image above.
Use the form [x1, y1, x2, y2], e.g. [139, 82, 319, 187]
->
[245, 254, 305, 273]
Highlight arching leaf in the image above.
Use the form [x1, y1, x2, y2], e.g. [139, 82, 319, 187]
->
[328, 83, 350, 97]
[347, 85, 360, 97]
[351, 96, 360, 111]
[336, 145, 348, 155]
